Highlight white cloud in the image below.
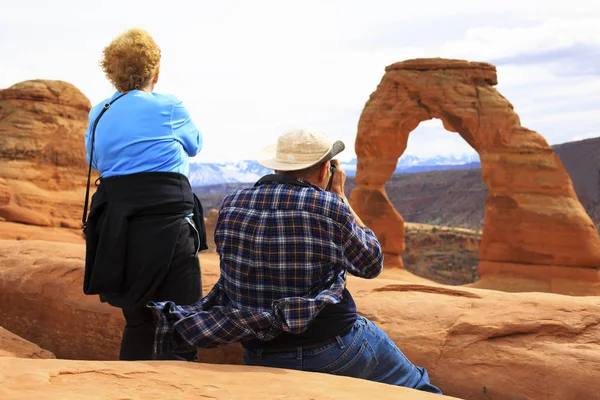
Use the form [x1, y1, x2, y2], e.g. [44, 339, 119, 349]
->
[1, 1, 599, 163]
[494, 65, 559, 88]
[440, 18, 600, 61]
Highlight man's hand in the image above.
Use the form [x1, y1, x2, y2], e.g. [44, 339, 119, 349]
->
[328, 159, 366, 227]
[329, 159, 347, 197]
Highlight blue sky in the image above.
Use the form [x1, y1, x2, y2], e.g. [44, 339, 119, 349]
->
[1, 0, 599, 162]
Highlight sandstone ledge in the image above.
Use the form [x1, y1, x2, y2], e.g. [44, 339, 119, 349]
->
[0, 358, 457, 400]
[0, 326, 55, 359]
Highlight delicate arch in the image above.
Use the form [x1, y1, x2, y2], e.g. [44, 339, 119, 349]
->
[350, 58, 600, 292]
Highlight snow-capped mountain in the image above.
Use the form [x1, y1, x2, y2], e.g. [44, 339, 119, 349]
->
[394, 153, 480, 173]
[189, 154, 481, 186]
[397, 153, 479, 167]
[188, 161, 271, 186]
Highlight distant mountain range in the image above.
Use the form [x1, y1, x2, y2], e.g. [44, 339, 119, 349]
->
[189, 154, 481, 186]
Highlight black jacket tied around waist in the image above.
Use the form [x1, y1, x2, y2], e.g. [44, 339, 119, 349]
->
[83, 172, 208, 309]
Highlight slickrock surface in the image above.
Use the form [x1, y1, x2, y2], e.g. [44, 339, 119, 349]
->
[0, 221, 84, 243]
[354, 280, 600, 400]
[1, 239, 599, 400]
[350, 58, 600, 294]
[0, 358, 456, 400]
[0, 326, 55, 359]
[0, 80, 92, 230]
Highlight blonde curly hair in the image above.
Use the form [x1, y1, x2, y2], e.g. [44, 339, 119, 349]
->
[100, 28, 161, 92]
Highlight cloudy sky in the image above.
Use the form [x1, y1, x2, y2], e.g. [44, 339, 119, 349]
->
[1, 0, 599, 162]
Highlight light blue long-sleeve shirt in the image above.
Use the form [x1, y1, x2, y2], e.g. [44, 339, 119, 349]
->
[85, 90, 202, 178]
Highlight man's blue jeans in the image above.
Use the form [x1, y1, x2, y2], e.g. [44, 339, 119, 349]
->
[243, 316, 442, 394]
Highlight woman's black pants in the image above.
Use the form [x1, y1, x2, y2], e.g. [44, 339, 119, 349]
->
[119, 219, 202, 361]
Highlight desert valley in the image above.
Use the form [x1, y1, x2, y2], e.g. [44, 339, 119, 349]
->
[1, 58, 599, 400]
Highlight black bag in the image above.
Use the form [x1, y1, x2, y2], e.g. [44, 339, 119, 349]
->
[81, 93, 127, 236]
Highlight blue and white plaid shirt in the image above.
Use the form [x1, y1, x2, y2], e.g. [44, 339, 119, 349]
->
[148, 175, 383, 354]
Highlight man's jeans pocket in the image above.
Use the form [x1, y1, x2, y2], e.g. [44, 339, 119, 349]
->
[315, 339, 379, 378]
[310, 320, 379, 379]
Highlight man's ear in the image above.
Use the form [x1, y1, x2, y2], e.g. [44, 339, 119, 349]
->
[318, 161, 329, 183]
[153, 68, 160, 84]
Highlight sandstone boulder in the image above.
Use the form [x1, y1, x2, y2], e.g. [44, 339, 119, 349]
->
[350, 58, 600, 295]
[0, 80, 92, 229]
[1, 239, 599, 400]
[0, 326, 55, 359]
[0, 358, 455, 400]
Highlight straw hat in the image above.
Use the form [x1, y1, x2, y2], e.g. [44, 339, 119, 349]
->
[257, 128, 345, 171]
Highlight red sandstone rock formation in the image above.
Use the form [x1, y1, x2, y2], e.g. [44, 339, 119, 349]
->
[350, 58, 600, 295]
[1, 239, 599, 400]
[0, 326, 55, 359]
[0, 80, 92, 230]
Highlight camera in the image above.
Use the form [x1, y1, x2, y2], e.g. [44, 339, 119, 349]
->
[326, 163, 337, 191]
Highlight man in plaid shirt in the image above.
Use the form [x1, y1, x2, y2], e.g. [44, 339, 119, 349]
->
[148, 128, 441, 394]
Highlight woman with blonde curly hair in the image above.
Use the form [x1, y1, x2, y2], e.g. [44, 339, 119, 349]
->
[82, 28, 207, 361]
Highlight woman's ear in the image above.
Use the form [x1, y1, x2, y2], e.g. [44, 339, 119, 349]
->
[153, 67, 160, 84]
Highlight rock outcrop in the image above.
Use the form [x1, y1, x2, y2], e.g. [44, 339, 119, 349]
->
[0, 326, 55, 359]
[0, 80, 92, 230]
[0, 358, 455, 400]
[350, 58, 600, 295]
[2, 239, 599, 400]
